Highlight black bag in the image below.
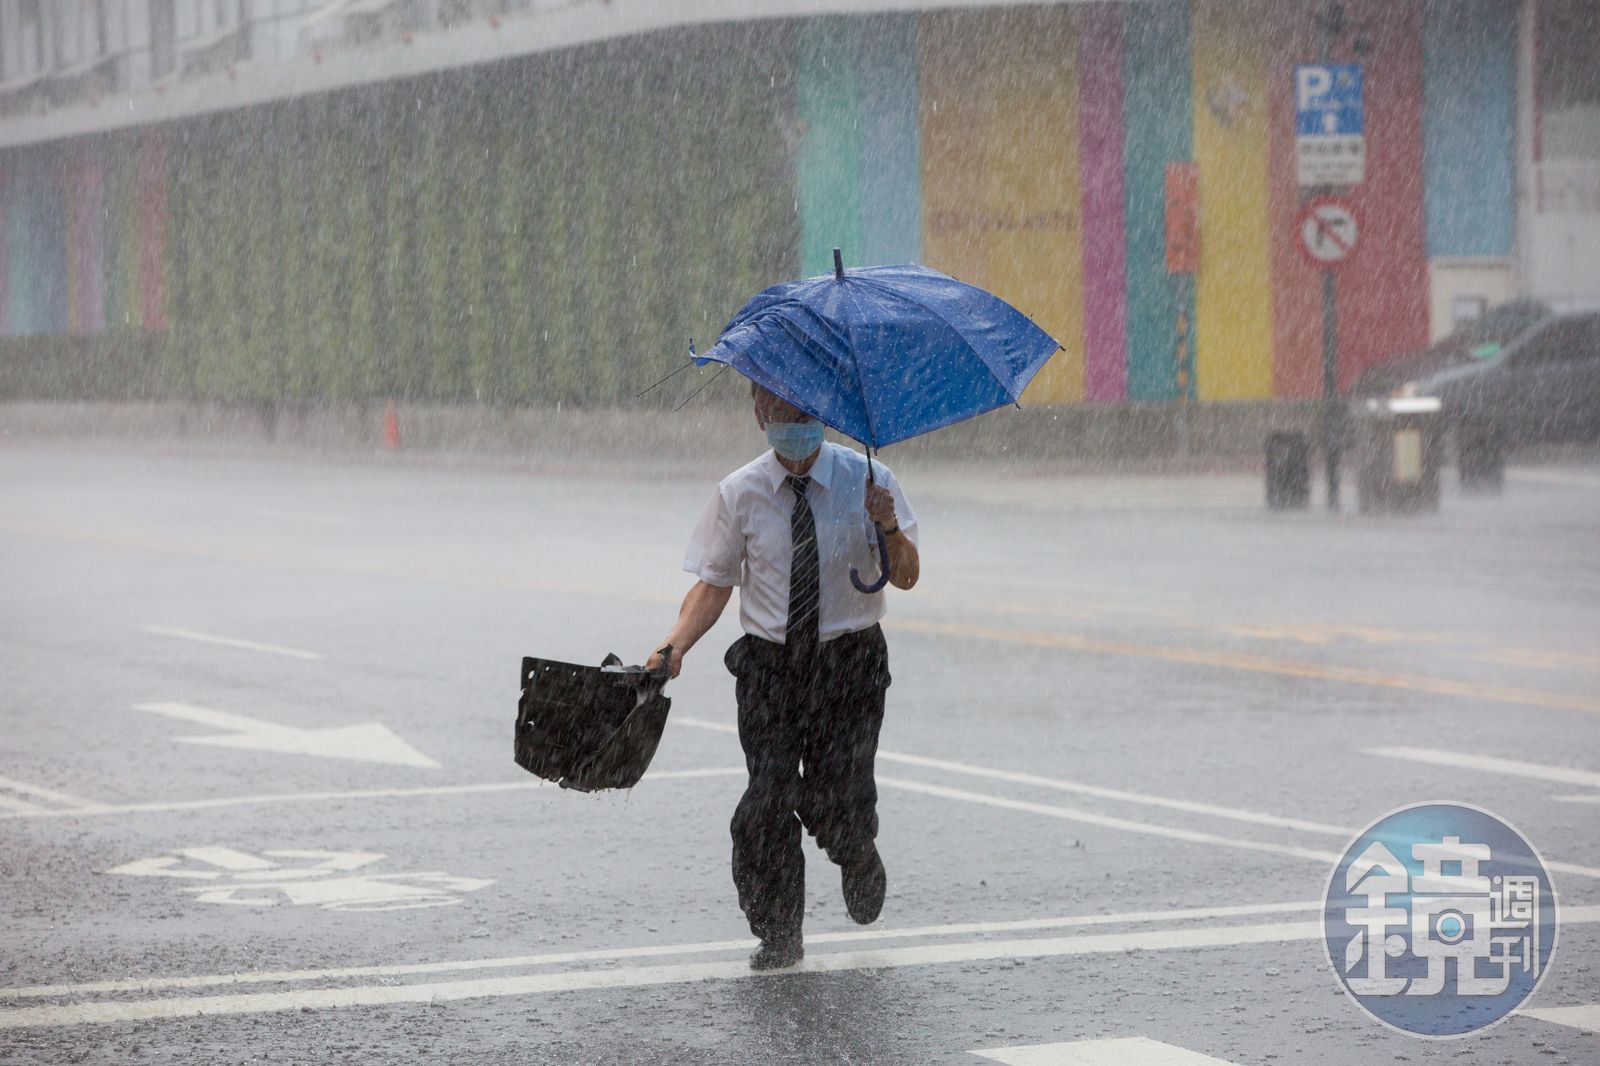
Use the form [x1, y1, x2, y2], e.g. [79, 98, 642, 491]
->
[513, 648, 672, 792]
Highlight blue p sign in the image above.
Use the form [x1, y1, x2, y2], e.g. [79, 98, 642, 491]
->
[1295, 64, 1364, 137]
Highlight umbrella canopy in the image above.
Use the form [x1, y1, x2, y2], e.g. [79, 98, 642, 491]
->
[695, 262, 1061, 449]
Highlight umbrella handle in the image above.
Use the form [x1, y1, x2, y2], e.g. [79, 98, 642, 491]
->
[850, 523, 891, 594]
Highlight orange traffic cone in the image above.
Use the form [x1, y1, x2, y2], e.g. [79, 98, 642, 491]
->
[383, 400, 401, 449]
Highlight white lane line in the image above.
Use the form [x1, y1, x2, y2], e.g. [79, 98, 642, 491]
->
[1508, 470, 1600, 489]
[1520, 1004, 1600, 1033]
[0, 795, 49, 815]
[876, 777, 1343, 865]
[1552, 794, 1600, 804]
[0, 774, 103, 812]
[0, 768, 747, 821]
[1368, 746, 1600, 790]
[7, 907, 1599, 1031]
[685, 714, 1346, 839]
[972, 1037, 1239, 1065]
[680, 720, 1600, 879]
[867, 749, 1349, 836]
[140, 625, 323, 661]
[0, 900, 1321, 1001]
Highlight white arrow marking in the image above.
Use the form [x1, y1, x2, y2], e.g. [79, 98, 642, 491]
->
[134, 703, 439, 769]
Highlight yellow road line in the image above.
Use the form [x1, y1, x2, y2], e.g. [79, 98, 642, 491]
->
[8, 519, 1593, 714]
[885, 618, 1600, 716]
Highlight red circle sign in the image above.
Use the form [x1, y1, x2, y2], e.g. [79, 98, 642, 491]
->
[1296, 197, 1359, 267]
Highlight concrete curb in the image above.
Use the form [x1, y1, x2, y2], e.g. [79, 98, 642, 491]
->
[0, 399, 1328, 479]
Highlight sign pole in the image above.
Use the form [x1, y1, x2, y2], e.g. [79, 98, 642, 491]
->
[1297, 12, 1364, 511]
[1321, 268, 1340, 510]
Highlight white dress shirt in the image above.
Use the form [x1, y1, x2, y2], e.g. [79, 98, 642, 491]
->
[683, 441, 919, 644]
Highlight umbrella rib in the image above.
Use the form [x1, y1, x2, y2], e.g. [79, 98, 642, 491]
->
[836, 279, 883, 450]
[851, 276, 1055, 406]
[672, 364, 730, 412]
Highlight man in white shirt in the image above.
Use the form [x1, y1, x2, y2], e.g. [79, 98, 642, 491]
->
[648, 384, 920, 970]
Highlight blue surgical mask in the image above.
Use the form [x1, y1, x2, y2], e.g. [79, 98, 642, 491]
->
[766, 418, 825, 461]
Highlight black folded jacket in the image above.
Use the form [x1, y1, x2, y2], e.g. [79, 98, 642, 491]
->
[514, 652, 672, 792]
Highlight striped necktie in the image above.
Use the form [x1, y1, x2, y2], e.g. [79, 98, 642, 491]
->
[785, 474, 820, 664]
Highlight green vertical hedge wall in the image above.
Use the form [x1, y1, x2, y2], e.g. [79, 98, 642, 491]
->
[1, 21, 798, 405]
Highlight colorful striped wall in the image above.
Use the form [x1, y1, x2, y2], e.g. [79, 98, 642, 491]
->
[1422, 0, 1517, 258]
[0, 1, 1508, 406]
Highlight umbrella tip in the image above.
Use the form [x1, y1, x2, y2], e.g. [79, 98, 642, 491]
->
[833, 248, 845, 281]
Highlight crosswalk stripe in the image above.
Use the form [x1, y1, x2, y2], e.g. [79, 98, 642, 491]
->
[972, 1037, 1239, 1065]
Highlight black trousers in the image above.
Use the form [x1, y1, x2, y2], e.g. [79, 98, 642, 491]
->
[724, 624, 892, 941]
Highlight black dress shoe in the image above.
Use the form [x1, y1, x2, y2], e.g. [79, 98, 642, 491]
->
[841, 845, 886, 925]
[749, 935, 804, 971]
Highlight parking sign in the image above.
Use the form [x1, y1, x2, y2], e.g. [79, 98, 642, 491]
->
[1296, 64, 1364, 186]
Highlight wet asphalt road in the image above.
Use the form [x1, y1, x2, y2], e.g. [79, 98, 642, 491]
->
[1, 442, 1598, 1065]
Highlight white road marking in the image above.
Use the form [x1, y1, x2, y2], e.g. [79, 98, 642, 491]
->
[134, 701, 439, 768]
[680, 720, 1600, 879]
[1552, 794, 1600, 804]
[0, 767, 748, 821]
[0, 900, 1321, 1000]
[876, 777, 1343, 865]
[1367, 746, 1600, 790]
[5, 906, 1598, 1031]
[140, 625, 323, 661]
[972, 1037, 1239, 1065]
[866, 749, 1349, 836]
[0, 773, 104, 812]
[1520, 1004, 1600, 1033]
[105, 848, 491, 911]
[1508, 469, 1600, 489]
[0, 794, 48, 815]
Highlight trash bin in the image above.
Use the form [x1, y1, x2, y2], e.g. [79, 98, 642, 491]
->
[1265, 431, 1311, 510]
[1456, 418, 1506, 493]
[1352, 397, 1442, 514]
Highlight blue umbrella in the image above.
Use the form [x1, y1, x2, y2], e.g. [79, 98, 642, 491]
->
[692, 250, 1062, 592]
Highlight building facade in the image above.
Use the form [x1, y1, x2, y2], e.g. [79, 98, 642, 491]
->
[0, 0, 1594, 407]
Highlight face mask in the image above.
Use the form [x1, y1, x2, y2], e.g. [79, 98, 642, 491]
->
[766, 418, 825, 461]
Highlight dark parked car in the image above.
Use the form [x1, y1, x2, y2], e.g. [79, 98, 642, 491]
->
[1401, 311, 1600, 444]
[1347, 299, 1552, 399]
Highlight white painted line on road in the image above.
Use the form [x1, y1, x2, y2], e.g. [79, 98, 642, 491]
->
[141, 625, 324, 661]
[0, 773, 104, 812]
[1508, 470, 1600, 489]
[0, 900, 1320, 1000]
[677, 719, 1340, 840]
[134, 701, 439, 768]
[1367, 746, 1600, 790]
[972, 1037, 1239, 1065]
[6, 906, 1598, 1031]
[0, 767, 747, 821]
[1519, 1004, 1600, 1033]
[0, 794, 49, 815]
[869, 749, 1349, 837]
[679, 719, 1600, 879]
[1552, 794, 1600, 804]
[876, 777, 1343, 865]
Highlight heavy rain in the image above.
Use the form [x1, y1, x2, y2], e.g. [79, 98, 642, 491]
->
[2, 1, 1598, 1063]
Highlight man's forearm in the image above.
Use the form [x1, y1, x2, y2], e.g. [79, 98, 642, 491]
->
[662, 580, 733, 654]
[886, 530, 919, 590]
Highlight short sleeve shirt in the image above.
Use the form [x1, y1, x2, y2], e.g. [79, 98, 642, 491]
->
[683, 442, 919, 644]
